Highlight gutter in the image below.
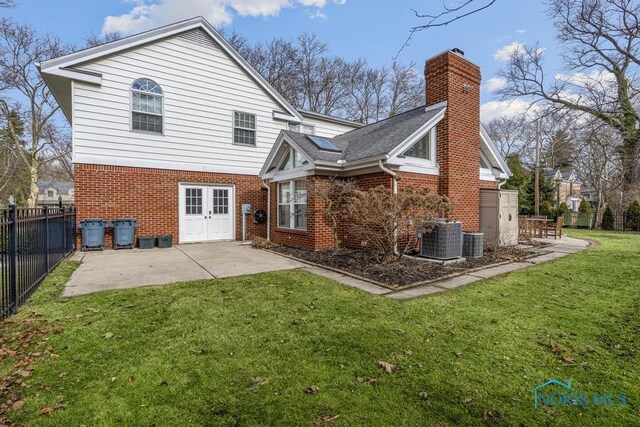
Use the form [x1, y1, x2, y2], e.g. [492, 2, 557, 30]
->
[378, 160, 400, 257]
[261, 181, 271, 241]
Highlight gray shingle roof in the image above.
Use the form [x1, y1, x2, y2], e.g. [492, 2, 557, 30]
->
[38, 181, 74, 194]
[284, 106, 445, 164]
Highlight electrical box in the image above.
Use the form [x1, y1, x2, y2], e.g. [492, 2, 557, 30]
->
[242, 204, 252, 215]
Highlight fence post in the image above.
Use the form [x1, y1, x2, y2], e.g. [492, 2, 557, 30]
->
[8, 200, 17, 315]
[44, 207, 50, 272]
[62, 207, 67, 255]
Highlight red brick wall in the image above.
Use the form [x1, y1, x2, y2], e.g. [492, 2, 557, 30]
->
[269, 176, 335, 251]
[426, 50, 482, 231]
[75, 163, 267, 246]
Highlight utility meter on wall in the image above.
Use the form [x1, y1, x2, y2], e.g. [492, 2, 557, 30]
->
[242, 204, 252, 215]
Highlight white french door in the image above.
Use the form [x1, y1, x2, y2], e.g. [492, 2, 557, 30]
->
[179, 184, 234, 243]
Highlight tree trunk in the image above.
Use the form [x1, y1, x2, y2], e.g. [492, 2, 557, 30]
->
[26, 157, 39, 208]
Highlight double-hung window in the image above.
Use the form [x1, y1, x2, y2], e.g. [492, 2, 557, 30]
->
[278, 179, 307, 230]
[131, 78, 163, 134]
[288, 123, 315, 135]
[234, 112, 256, 146]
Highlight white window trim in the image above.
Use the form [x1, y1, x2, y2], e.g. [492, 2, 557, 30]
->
[233, 110, 257, 147]
[277, 179, 307, 230]
[130, 78, 164, 135]
[390, 129, 439, 175]
[288, 122, 316, 135]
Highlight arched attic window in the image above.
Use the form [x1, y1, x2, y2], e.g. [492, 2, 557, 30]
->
[131, 78, 163, 134]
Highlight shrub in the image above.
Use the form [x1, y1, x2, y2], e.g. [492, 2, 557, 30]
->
[540, 201, 553, 217]
[578, 199, 592, 213]
[558, 202, 571, 215]
[346, 185, 453, 263]
[601, 204, 615, 230]
[625, 200, 640, 231]
[251, 236, 272, 249]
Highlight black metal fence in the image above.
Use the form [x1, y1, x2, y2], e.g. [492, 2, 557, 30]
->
[1, 205, 76, 320]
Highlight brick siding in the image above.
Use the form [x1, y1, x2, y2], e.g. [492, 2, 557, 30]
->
[75, 163, 267, 246]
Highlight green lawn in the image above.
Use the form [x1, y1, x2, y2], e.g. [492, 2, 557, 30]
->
[1, 230, 639, 426]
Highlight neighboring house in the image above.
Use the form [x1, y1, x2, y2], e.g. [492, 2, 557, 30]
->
[38, 17, 510, 250]
[37, 181, 74, 207]
[549, 169, 581, 211]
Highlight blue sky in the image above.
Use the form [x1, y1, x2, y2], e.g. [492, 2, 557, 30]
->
[3, 0, 561, 121]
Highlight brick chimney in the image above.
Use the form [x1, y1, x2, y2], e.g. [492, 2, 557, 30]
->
[425, 49, 481, 231]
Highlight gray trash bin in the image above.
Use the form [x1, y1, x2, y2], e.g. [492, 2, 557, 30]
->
[112, 218, 138, 249]
[78, 219, 110, 251]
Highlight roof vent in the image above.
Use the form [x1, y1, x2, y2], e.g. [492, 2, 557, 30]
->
[451, 47, 465, 56]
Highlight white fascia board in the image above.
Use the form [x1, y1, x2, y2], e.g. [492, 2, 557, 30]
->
[41, 68, 102, 85]
[387, 107, 446, 160]
[259, 132, 316, 177]
[39, 17, 303, 122]
[273, 111, 300, 122]
[480, 124, 511, 177]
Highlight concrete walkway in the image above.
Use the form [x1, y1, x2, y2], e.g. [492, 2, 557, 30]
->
[64, 242, 303, 297]
[295, 235, 592, 300]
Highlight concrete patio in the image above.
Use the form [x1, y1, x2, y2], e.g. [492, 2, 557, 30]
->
[64, 242, 303, 297]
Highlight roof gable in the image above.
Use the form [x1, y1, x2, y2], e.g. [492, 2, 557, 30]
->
[38, 17, 302, 123]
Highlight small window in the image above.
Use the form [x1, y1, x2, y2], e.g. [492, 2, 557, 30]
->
[131, 78, 163, 134]
[47, 190, 54, 197]
[278, 146, 306, 171]
[402, 134, 431, 160]
[234, 112, 256, 146]
[288, 123, 315, 135]
[278, 179, 307, 230]
[185, 188, 202, 215]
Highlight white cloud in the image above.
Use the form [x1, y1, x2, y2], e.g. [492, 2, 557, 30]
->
[555, 70, 616, 88]
[485, 77, 507, 92]
[493, 41, 525, 61]
[480, 98, 539, 122]
[102, 0, 346, 35]
[515, 29, 526, 34]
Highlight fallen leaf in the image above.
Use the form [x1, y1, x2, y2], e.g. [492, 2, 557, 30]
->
[54, 399, 66, 410]
[418, 391, 428, 399]
[50, 353, 59, 360]
[16, 370, 32, 377]
[356, 377, 365, 383]
[501, 292, 509, 297]
[58, 372, 68, 378]
[305, 385, 319, 394]
[614, 344, 622, 349]
[562, 356, 576, 364]
[502, 356, 510, 360]
[110, 377, 117, 382]
[483, 410, 501, 421]
[454, 351, 463, 357]
[104, 332, 113, 339]
[464, 397, 473, 403]
[585, 344, 597, 353]
[313, 414, 340, 426]
[378, 361, 395, 374]
[435, 422, 449, 427]
[391, 328, 405, 335]
[40, 407, 53, 415]
[12, 400, 25, 410]
[404, 350, 414, 356]
[128, 376, 134, 383]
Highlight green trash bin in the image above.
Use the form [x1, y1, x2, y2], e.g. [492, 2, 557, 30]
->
[138, 235, 154, 249]
[157, 234, 172, 248]
[112, 218, 138, 249]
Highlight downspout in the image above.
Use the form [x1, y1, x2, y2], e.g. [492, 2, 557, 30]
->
[261, 181, 271, 241]
[378, 160, 400, 256]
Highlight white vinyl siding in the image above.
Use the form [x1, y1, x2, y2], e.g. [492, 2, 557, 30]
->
[72, 30, 290, 174]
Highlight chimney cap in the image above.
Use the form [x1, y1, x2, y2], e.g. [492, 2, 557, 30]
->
[451, 47, 465, 56]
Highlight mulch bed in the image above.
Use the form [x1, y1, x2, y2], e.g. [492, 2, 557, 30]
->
[271, 245, 535, 287]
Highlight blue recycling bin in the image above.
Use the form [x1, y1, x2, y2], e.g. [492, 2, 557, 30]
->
[112, 218, 138, 249]
[78, 219, 110, 251]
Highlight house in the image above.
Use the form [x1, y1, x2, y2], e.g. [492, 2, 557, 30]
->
[37, 181, 74, 207]
[38, 17, 510, 250]
[549, 169, 582, 211]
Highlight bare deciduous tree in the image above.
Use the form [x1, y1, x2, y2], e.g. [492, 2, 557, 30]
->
[84, 31, 123, 48]
[0, 18, 70, 206]
[485, 114, 533, 160]
[498, 0, 640, 189]
[346, 185, 453, 263]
